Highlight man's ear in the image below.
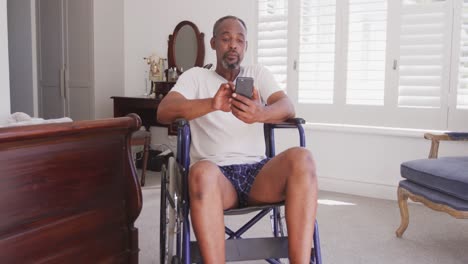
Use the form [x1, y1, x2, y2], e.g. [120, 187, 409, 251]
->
[210, 37, 216, 50]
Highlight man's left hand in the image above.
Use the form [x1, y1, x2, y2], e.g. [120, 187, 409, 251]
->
[231, 87, 265, 124]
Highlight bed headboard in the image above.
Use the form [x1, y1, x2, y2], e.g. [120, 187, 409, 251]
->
[0, 114, 143, 263]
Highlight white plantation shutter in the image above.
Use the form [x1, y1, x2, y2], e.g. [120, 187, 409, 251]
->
[298, 0, 336, 104]
[397, 0, 450, 108]
[256, 0, 468, 130]
[257, 0, 288, 90]
[346, 0, 387, 105]
[457, 0, 468, 109]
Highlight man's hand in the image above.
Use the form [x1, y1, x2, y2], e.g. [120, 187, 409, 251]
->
[212, 82, 235, 112]
[231, 86, 265, 124]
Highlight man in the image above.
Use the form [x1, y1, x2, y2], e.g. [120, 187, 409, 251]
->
[157, 15, 318, 264]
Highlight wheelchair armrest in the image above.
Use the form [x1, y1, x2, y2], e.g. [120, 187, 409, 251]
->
[173, 119, 191, 169]
[265, 117, 306, 129]
[424, 132, 468, 158]
[174, 118, 305, 131]
[264, 118, 307, 157]
[174, 118, 189, 128]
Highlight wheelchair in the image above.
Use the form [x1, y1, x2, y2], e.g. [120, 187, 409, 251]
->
[160, 118, 322, 264]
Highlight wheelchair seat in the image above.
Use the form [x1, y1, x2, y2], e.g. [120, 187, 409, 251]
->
[160, 118, 322, 264]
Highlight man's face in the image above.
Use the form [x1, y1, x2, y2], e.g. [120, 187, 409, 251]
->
[211, 19, 247, 70]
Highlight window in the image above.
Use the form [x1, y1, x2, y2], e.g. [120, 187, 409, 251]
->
[397, 0, 450, 108]
[346, 0, 387, 106]
[257, 0, 288, 90]
[257, 0, 468, 130]
[298, 0, 336, 104]
[457, 0, 468, 109]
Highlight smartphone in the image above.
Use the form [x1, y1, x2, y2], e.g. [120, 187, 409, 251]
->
[235, 77, 254, 99]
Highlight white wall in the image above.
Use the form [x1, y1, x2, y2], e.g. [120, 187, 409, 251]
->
[93, 0, 125, 119]
[0, 0, 10, 122]
[274, 126, 468, 200]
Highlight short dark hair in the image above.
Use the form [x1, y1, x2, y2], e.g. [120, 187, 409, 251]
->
[212, 15, 247, 37]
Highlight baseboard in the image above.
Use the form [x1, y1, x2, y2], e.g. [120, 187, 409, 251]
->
[318, 177, 398, 201]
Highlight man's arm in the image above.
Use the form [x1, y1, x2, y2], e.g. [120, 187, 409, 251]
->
[231, 89, 295, 124]
[157, 83, 234, 124]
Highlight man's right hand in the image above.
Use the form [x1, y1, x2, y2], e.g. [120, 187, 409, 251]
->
[158, 82, 236, 124]
[212, 82, 234, 112]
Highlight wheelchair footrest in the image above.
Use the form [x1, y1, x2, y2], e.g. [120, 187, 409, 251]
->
[190, 237, 289, 262]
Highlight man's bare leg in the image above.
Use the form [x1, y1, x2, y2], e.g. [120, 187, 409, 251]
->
[248, 147, 318, 264]
[188, 160, 238, 264]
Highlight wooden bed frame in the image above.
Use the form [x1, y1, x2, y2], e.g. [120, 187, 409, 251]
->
[0, 114, 143, 263]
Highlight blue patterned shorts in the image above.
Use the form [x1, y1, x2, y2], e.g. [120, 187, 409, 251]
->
[218, 158, 270, 208]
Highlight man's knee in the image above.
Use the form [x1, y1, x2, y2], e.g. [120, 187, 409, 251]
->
[284, 147, 317, 182]
[189, 160, 221, 199]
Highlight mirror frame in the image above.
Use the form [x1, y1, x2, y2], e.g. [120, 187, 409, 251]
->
[168, 21, 205, 71]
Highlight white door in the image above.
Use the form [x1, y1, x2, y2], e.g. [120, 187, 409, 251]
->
[37, 0, 93, 120]
[37, 0, 66, 119]
[64, 0, 93, 120]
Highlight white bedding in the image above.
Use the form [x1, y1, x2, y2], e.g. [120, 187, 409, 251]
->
[0, 112, 72, 128]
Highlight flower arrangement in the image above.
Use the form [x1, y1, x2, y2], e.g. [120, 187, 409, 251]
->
[144, 54, 166, 82]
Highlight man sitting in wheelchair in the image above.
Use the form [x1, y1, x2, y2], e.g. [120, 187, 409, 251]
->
[158, 15, 319, 264]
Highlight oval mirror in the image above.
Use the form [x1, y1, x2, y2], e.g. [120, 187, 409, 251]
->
[168, 21, 205, 72]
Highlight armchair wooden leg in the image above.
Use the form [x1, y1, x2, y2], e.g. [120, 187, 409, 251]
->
[140, 138, 150, 186]
[396, 187, 409, 237]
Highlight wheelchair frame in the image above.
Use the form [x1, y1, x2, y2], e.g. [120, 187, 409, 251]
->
[160, 118, 322, 264]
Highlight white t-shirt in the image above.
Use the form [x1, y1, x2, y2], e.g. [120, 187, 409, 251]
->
[171, 65, 282, 166]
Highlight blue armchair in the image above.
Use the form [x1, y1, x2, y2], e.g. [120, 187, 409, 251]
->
[396, 132, 468, 237]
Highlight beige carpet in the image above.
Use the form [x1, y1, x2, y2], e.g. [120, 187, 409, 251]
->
[135, 171, 468, 264]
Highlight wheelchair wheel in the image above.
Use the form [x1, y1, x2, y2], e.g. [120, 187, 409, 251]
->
[270, 206, 289, 263]
[171, 256, 180, 264]
[160, 159, 179, 264]
[270, 206, 287, 237]
[271, 207, 318, 264]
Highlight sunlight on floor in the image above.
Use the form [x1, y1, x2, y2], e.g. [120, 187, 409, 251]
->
[318, 199, 356, 206]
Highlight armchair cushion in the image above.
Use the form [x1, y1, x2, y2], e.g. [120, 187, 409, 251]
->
[401, 156, 468, 201]
[399, 180, 468, 211]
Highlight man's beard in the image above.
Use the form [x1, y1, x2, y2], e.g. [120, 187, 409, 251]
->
[222, 52, 240, 70]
